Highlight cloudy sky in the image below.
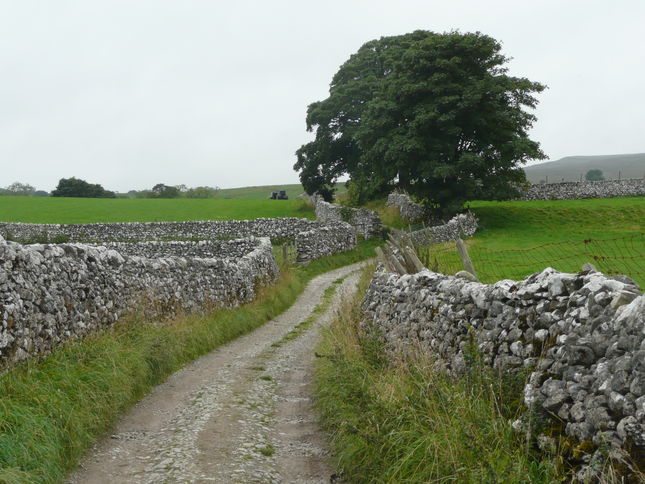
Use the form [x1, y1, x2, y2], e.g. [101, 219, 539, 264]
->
[1, 0, 643, 192]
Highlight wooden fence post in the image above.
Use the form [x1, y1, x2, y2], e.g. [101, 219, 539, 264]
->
[455, 238, 478, 281]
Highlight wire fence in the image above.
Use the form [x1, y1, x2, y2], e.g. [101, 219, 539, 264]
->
[417, 233, 645, 286]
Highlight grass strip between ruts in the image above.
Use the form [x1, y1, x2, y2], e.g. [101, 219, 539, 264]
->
[270, 276, 347, 349]
[0, 239, 380, 484]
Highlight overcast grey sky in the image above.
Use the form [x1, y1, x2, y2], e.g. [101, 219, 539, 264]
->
[1, 0, 643, 192]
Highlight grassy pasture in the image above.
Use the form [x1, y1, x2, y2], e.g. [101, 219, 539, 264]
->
[383, 197, 645, 286]
[0, 196, 314, 223]
[460, 197, 645, 284]
[468, 197, 644, 242]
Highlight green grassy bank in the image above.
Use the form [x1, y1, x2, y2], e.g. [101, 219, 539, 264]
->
[0, 197, 314, 224]
[374, 197, 644, 285]
[314, 265, 560, 483]
[469, 197, 644, 243]
[0, 240, 379, 483]
[433, 198, 644, 285]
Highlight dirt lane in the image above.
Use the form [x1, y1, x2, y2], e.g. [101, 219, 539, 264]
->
[67, 262, 364, 484]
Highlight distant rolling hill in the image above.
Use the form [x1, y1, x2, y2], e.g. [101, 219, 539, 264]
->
[215, 153, 645, 199]
[524, 153, 645, 183]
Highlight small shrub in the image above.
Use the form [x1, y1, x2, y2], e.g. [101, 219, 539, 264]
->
[339, 206, 354, 224]
[52, 234, 70, 244]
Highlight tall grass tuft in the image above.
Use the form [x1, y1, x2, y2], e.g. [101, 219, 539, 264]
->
[313, 265, 560, 483]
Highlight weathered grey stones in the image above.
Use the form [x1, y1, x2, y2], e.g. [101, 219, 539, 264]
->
[0, 236, 279, 368]
[386, 192, 428, 221]
[310, 196, 382, 238]
[0, 217, 358, 264]
[361, 264, 644, 479]
[516, 178, 644, 201]
[408, 213, 478, 246]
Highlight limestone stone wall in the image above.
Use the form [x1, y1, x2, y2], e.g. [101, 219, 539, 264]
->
[312, 197, 382, 238]
[0, 235, 278, 368]
[295, 223, 357, 263]
[99, 239, 260, 260]
[0, 217, 358, 264]
[361, 266, 644, 481]
[408, 213, 478, 245]
[0, 218, 319, 243]
[517, 178, 644, 201]
[386, 192, 428, 221]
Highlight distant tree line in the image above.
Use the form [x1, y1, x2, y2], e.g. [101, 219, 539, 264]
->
[1, 178, 220, 199]
[0, 182, 48, 197]
[126, 184, 220, 199]
[585, 169, 604, 181]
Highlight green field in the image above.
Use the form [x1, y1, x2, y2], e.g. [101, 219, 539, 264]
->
[0, 196, 313, 223]
[418, 197, 645, 285]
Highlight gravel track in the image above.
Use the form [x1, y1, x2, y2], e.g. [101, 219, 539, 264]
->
[67, 262, 365, 483]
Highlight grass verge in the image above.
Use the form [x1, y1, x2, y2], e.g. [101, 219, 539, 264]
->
[313, 264, 560, 483]
[0, 240, 379, 483]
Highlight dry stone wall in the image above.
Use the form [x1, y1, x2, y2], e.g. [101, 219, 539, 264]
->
[295, 223, 357, 263]
[517, 178, 644, 201]
[312, 197, 382, 238]
[409, 213, 478, 245]
[0, 235, 278, 368]
[0, 217, 358, 264]
[362, 266, 644, 481]
[386, 192, 428, 221]
[0, 218, 319, 243]
[99, 239, 261, 260]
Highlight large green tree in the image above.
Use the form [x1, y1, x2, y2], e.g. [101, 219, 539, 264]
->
[294, 30, 546, 214]
[51, 177, 116, 198]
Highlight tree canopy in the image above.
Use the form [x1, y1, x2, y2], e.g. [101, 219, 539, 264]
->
[151, 183, 181, 199]
[51, 177, 116, 198]
[585, 169, 605, 181]
[294, 30, 546, 214]
[5, 182, 35, 196]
